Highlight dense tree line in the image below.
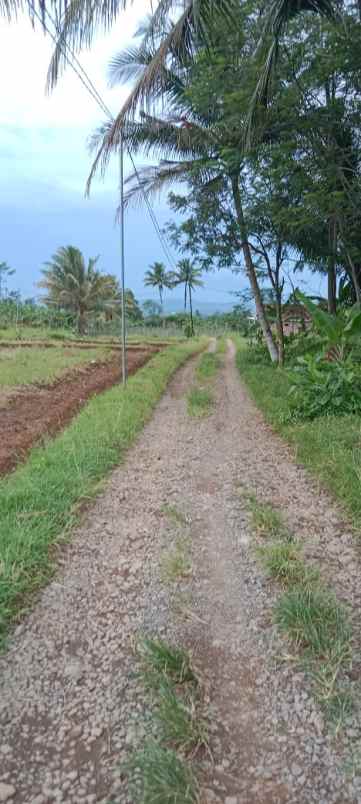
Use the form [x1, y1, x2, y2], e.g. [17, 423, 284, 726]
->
[82, 0, 361, 363]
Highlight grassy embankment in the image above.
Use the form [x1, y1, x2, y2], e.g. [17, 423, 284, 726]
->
[0, 346, 112, 387]
[0, 326, 186, 344]
[0, 338, 205, 644]
[234, 336, 361, 532]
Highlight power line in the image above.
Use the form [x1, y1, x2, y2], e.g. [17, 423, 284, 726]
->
[28, 1, 178, 273]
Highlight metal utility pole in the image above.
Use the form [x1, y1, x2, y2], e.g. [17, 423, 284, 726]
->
[119, 128, 127, 385]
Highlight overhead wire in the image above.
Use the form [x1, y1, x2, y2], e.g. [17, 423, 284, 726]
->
[27, 0, 178, 273]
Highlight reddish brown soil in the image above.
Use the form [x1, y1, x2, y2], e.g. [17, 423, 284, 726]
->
[1, 347, 160, 477]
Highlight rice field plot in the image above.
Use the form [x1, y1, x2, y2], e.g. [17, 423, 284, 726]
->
[0, 343, 161, 476]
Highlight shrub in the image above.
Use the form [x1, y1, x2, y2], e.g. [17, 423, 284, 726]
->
[288, 356, 361, 421]
[284, 332, 323, 365]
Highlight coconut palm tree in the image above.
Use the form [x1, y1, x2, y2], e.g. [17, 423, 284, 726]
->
[170, 258, 203, 334]
[38, 245, 119, 334]
[144, 261, 171, 309]
[87, 32, 281, 361]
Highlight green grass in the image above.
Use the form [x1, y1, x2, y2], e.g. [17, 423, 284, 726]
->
[0, 345, 112, 387]
[138, 639, 196, 687]
[275, 585, 353, 725]
[195, 352, 220, 381]
[236, 345, 361, 532]
[187, 387, 213, 417]
[125, 741, 198, 804]
[257, 541, 320, 587]
[274, 586, 351, 659]
[154, 684, 207, 752]
[161, 540, 192, 583]
[246, 494, 289, 539]
[0, 340, 204, 644]
[216, 336, 227, 354]
[0, 326, 75, 341]
[161, 504, 188, 527]
[129, 639, 207, 799]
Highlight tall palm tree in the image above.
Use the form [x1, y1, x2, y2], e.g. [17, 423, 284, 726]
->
[171, 258, 203, 334]
[144, 261, 171, 309]
[38, 245, 119, 334]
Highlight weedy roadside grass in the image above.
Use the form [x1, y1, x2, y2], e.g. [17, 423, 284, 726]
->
[275, 584, 353, 727]
[275, 586, 351, 658]
[187, 344, 222, 418]
[161, 504, 188, 527]
[187, 387, 213, 417]
[246, 492, 353, 730]
[216, 336, 227, 354]
[138, 639, 197, 688]
[125, 741, 198, 804]
[246, 493, 290, 540]
[235, 341, 361, 534]
[0, 339, 205, 646]
[0, 345, 112, 386]
[125, 638, 205, 802]
[257, 541, 320, 587]
[195, 352, 220, 381]
[161, 539, 192, 583]
[154, 684, 207, 753]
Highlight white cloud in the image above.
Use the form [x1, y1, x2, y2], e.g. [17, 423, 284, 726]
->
[0, 1, 151, 194]
[0, 0, 149, 129]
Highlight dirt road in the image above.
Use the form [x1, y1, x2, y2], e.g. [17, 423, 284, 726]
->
[0, 342, 360, 803]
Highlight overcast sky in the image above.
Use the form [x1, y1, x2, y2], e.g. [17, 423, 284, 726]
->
[0, 4, 325, 310]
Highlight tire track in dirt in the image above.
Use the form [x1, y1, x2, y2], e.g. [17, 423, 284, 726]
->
[0, 344, 360, 803]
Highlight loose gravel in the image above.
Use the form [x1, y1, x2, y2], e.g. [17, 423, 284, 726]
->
[0, 341, 360, 803]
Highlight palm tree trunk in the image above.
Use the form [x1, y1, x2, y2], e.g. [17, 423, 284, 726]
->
[78, 308, 86, 335]
[184, 283, 187, 311]
[189, 285, 194, 336]
[231, 176, 279, 363]
[327, 260, 337, 314]
[275, 293, 285, 367]
[328, 218, 337, 315]
[345, 250, 361, 306]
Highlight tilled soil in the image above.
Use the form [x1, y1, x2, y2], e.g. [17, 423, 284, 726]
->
[0, 347, 159, 477]
[0, 342, 360, 804]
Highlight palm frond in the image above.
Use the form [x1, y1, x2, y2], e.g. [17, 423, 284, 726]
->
[111, 3, 195, 123]
[108, 41, 156, 87]
[119, 158, 214, 210]
[86, 109, 214, 194]
[47, 0, 128, 90]
[266, 0, 338, 38]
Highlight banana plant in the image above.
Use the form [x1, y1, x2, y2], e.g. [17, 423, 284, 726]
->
[296, 290, 361, 361]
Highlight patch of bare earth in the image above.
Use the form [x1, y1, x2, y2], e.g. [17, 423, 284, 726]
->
[0, 343, 360, 803]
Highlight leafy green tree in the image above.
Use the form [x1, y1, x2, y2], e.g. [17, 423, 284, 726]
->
[38, 245, 120, 334]
[144, 262, 172, 309]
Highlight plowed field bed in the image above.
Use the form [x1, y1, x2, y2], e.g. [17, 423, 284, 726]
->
[1, 345, 160, 476]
